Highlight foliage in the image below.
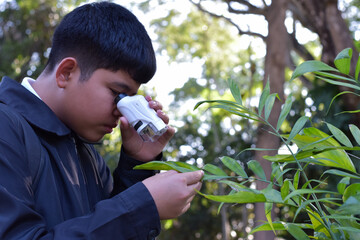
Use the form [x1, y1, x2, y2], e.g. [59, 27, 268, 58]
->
[135, 48, 360, 239]
[0, 0, 87, 82]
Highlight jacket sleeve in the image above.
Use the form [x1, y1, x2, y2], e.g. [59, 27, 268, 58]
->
[0, 108, 161, 240]
[0, 182, 161, 240]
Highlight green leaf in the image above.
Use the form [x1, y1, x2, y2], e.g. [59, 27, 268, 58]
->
[355, 54, 360, 81]
[349, 124, 360, 146]
[264, 93, 278, 121]
[281, 179, 290, 201]
[290, 60, 338, 81]
[173, 161, 201, 171]
[228, 79, 242, 105]
[247, 160, 266, 180]
[334, 48, 352, 75]
[277, 94, 292, 130]
[293, 170, 300, 190]
[291, 128, 356, 173]
[323, 169, 360, 180]
[326, 122, 353, 147]
[307, 208, 331, 238]
[134, 161, 194, 173]
[220, 156, 248, 178]
[337, 195, 360, 215]
[197, 189, 266, 203]
[284, 189, 337, 202]
[265, 202, 275, 233]
[250, 222, 313, 234]
[262, 184, 283, 203]
[258, 79, 270, 116]
[203, 164, 228, 176]
[326, 91, 360, 116]
[337, 177, 350, 195]
[287, 116, 309, 143]
[315, 70, 357, 83]
[317, 75, 360, 91]
[343, 183, 360, 202]
[220, 180, 254, 192]
[284, 223, 311, 240]
[271, 163, 283, 185]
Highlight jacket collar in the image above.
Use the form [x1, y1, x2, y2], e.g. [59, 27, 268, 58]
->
[0, 76, 71, 136]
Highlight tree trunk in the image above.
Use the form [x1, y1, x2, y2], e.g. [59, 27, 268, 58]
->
[253, 0, 289, 239]
[291, 0, 360, 125]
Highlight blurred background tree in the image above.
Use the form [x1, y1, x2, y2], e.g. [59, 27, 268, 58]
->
[1, 0, 360, 239]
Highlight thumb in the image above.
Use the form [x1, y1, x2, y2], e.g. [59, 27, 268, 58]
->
[182, 170, 204, 185]
[119, 116, 135, 139]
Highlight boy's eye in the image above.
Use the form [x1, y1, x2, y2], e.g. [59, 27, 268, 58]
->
[111, 89, 119, 95]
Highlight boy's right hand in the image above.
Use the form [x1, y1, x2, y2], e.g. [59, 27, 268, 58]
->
[142, 170, 204, 220]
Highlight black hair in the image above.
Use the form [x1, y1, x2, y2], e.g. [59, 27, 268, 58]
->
[45, 2, 156, 83]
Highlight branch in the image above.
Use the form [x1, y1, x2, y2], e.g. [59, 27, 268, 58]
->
[225, 0, 266, 16]
[226, 0, 258, 10]
[289, 33, 314, 61]
[261, 0, 268, 7]
[189, 0, 266, 40]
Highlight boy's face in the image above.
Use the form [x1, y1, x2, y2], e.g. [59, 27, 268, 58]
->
[61, 68, 140, 142]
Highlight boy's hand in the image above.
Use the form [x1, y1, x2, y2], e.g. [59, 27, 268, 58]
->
[119, 96, 175, 162]
[142, 170, 204, 219]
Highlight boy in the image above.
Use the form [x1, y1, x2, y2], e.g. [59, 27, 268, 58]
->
[0, 2, 203, 239]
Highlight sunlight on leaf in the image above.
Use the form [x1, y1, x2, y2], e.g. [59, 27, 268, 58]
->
[334, 48, 352, 75]
[290, 60, 338, 81]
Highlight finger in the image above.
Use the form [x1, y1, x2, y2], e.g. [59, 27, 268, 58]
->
[156, 126, 175, 145]
[157, 110, 169, 124]
[160, 169, 178, 176]
[187, 181, 202, 193]
[119, 116, 139, 141]
[149, 100, 163, 111]
[181, 203, 191, 215]
[119, 116, 130, 128]
[181, 170, 204, 185]
[145, 95, 152, 102]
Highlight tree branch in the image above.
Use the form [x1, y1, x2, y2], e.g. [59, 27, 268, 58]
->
[225, 0, 266, 16]
[189, 0, 266, 40]
[289, 33, 314, 61]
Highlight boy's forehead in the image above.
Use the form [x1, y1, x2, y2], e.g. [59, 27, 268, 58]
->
[101, 69, 140, 94]
[111, 81, 139, 95]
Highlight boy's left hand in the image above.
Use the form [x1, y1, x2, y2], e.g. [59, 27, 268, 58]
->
[119, 96, 175, 162]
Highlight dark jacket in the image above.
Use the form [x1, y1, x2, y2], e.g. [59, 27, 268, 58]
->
[0, 76, 160, 239]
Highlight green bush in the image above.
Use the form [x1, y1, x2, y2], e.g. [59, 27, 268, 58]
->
[136, 48, 360, 240]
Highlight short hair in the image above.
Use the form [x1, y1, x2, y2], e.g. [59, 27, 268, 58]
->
[45, 2, 156, 83]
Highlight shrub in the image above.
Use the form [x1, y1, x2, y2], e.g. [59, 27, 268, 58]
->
[136, 48, 360, 239]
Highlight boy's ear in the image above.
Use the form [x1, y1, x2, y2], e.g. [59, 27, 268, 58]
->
[55, 57, 79, 88]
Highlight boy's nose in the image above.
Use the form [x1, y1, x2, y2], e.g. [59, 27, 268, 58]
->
[113, 106, 122, 117]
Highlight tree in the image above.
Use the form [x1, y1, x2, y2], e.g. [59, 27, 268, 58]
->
[141, 0, 359, 239]
[0, 0, 84, 82]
